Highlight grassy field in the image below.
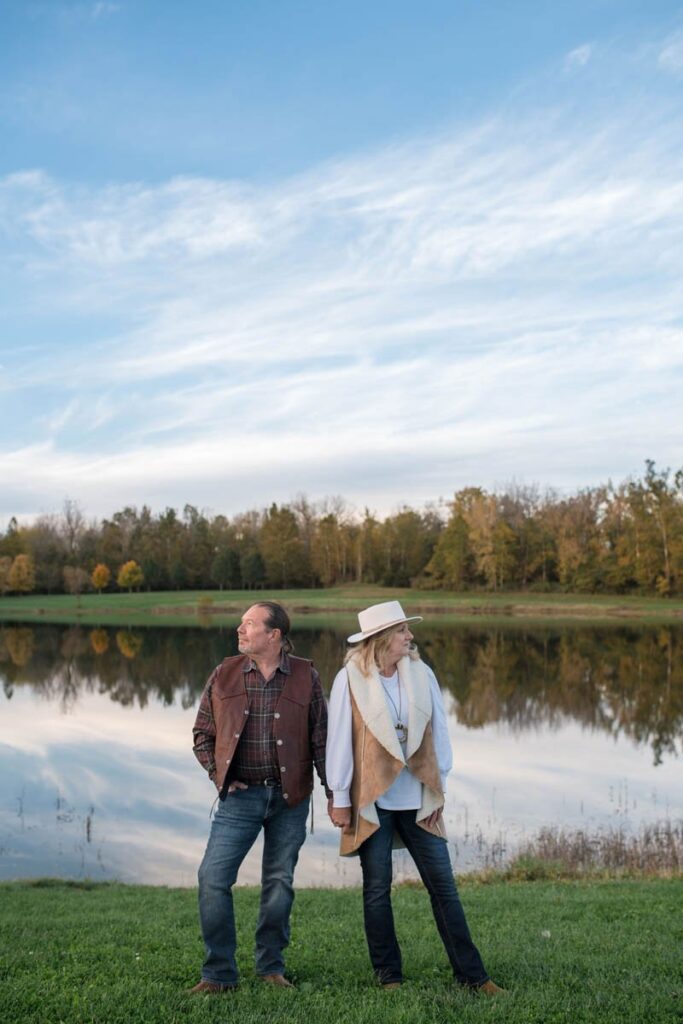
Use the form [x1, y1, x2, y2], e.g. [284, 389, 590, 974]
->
[1, 878, 681, 1024]
[2, 584, 683, 627]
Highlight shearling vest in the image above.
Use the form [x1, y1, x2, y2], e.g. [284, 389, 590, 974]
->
[211, 654, 315, 807]
[339, 655, 446, 856]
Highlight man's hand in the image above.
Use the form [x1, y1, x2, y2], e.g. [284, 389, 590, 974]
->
[227, 780, 249, 794]
[327, 797, 352, 829]
[419, 808, 442, 828]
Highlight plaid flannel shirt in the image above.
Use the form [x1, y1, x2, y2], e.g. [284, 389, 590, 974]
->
[193, 651, 330, 793]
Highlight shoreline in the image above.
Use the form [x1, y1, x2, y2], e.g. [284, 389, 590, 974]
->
[2, 866, 681, 890]
[2, 586, 683, 627]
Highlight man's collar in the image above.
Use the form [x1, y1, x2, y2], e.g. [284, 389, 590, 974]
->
[242, 650, 291, 675]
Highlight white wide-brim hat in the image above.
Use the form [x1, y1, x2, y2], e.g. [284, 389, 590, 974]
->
[347, 600, 423, 644]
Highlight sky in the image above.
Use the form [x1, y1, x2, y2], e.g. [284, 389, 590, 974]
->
[1, 0, 683, 524]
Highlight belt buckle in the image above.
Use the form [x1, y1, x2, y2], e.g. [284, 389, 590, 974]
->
[263, 778, 279, 788]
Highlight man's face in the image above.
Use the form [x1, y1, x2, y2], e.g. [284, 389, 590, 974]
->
[236, 604, 280, 659]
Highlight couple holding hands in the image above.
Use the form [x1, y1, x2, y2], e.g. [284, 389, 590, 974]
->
[191, 599, 503, 995]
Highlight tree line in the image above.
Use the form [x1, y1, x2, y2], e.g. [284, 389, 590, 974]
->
[0, 460, 682, 596]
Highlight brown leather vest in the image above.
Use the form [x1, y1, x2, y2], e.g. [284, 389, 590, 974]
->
[211, 654, 315, 807]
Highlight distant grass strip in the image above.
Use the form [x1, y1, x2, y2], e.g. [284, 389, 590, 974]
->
[2, 584, 683, 627]
[1, 878, 681, 1024]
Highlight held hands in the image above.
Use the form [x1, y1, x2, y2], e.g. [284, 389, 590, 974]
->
[419, 808, 443, 829]
[327, 796, 352, 830]
[326, 801, 441, 829]
[227, 780, 248, 794]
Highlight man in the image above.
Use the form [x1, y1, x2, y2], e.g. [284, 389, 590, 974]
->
[190, 600, 329, 993]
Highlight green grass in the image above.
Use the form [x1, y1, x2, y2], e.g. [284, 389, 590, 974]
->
[1, 879, 681, 1023]
[2, 584, 683, 627]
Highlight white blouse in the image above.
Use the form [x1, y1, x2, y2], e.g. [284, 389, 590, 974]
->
[326, 663, 453, 811]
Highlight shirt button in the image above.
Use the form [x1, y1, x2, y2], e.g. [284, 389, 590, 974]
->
[234, 732, 240, 738]
[280, 766, 286, 772]
[277, 739, 283, 746]
[273, 712, 281, 719]
[244, 709, 249, 715]
[282, 793, 289, 800]
[225, 759, 230, 765]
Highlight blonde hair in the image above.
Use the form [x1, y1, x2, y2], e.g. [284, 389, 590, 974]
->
[344, 623, 419, 677]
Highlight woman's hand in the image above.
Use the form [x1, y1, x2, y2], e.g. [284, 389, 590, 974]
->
[227, 780, 248, 794]
[420, 808, 442, 828]
[327, 797, 352, 829]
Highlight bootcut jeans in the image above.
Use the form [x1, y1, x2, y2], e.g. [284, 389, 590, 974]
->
[198, 785, 309, 985]
[358, 806, 490, 987]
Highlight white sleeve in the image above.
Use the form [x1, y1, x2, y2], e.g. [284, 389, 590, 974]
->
[325, 667, 354, 807]
[426, 666, 453, 793]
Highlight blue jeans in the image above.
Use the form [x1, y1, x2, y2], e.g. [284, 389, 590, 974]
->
[198, 785, 309, 985]
[358, 807, 489, 987]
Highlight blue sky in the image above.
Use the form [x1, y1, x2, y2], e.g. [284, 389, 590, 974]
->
[1, 1, 683, 522]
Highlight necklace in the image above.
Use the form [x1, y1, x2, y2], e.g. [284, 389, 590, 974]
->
[380, 671, 407, 743]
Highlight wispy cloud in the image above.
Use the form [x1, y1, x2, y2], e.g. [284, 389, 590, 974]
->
[658, 29, 683, 75]
[91, 1, 120, 18]
[565, 43, 593, 69]
[1, 33, 682, 519]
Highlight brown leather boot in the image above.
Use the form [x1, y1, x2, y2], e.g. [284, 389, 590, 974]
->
[478, 980, 506, 996]
[188, 979, 237, 994]
[260, 973, 295, 988]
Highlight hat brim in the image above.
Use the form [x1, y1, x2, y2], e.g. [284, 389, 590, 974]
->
[347, 615, 423, 645]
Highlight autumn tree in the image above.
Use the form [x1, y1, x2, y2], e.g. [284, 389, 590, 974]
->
[182, 504, 214, 586]
[22, 515, 65, 593]
[553, 491, 603, 592]
[0, 556, 12, 595]
[116, 629, 143, 659]
[354, 509, 383, 583]
[63, 567, 90, 599]
[311, 513, 344, 586]
[595, 483, 638, 592]
[91, 563, 111, 594]
[627, 461, 683, 596]
[3, 626, 34, 666]
[7, 554, 35, 594]
[90, 628, 110, 655]
[259, 504, 309, 588]
[117, 560, 144, 593]
[0, 517, 25, 558]
[421, 492, 475, 589]
[379, 508, 441, 586]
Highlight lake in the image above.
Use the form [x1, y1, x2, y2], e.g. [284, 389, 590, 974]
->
[1, 619, 681, 886]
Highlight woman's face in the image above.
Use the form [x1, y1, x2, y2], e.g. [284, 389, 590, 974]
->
[383, 622, 413, 666]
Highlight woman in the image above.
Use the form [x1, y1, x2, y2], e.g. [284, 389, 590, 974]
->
[326, 600, 503, 994]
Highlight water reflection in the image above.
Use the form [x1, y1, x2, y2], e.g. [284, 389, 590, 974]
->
[0, 620, 681, 885]
[1, 622, 681, 764]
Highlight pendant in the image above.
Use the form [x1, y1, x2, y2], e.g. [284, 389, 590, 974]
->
[395, 723, 407, 743]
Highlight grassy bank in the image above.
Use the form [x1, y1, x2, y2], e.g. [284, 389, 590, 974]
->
[2, 585, 683, 627]
[2, 878, 681, 1024]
